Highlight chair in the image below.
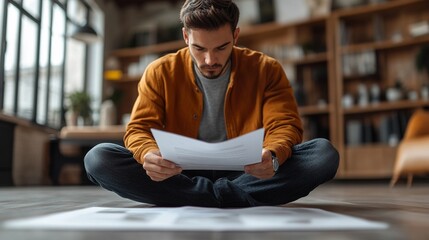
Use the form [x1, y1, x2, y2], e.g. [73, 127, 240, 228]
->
[390, 109, 429, 187]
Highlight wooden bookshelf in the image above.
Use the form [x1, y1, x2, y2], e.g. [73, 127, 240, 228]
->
[333, 0, 429, 178]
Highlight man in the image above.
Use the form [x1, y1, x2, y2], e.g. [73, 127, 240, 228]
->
[84, 0, 339, 207]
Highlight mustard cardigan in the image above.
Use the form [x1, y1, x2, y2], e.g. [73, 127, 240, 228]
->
[124, 46, 303, 165]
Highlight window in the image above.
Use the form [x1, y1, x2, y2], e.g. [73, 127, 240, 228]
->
[37, 0, 51, 125]
[18, 15, 38, 119]
[3, 4, 19, 115]
[0, 0, 103, 129]
[0, 1, 3, 52]
[47, 3, 66, 128]
[0, 0, 4, 109]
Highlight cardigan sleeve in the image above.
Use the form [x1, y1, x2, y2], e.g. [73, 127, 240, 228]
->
[123, 62, 164, 164]
[262, 59, 303, 163]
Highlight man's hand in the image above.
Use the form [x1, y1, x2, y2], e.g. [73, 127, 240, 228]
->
[142, 150, 182, 182]
[244, 148, 276, 179]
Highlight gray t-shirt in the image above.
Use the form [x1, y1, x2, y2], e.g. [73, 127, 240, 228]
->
[194, 63, 231, 143]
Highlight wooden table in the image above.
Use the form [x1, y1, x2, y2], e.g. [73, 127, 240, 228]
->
[50, 125, 126, 185]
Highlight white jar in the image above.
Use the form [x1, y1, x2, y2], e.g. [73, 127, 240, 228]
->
[99, 100, 117, 126]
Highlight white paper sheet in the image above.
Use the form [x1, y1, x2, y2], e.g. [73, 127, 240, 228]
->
[2, 206, 388, 231]
[150, 128, 264, 170]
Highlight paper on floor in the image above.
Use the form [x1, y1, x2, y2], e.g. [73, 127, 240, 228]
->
[2, 206, 388, 231]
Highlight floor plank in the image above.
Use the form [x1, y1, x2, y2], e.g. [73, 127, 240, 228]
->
[0, 180, 428, 240]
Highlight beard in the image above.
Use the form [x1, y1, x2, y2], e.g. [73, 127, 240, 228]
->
[191, 55, 231, 79]
[198, 64, 224, 79]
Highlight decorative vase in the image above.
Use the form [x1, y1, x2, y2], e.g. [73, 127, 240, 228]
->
[421, 86, 429, 100]
[385, 87, 403, 102]
[99, 100, 117, 126]
[65, 110, 79, 126]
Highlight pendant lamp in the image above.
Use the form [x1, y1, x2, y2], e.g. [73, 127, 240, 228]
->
[71, 23, 99, 44]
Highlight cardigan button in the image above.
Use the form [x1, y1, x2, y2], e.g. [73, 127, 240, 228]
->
[192, 113, 198, 120]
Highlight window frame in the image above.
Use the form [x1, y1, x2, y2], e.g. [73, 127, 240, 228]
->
[0, 0, 101, 129]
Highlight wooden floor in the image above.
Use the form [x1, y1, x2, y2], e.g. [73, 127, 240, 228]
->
[0, 179, 428, 240]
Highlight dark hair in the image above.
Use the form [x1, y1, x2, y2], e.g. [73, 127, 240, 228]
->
[180, 0, 240, 33]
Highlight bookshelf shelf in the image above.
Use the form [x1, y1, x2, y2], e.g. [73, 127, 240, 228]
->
[343, 100, 429, 115]
[340, 36, 429, 54]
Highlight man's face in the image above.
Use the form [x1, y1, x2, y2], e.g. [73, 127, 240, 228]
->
[183, 24, 240, 79]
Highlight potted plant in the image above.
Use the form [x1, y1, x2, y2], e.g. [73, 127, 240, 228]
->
[66, 91, 92, 126]
[415, 45, 429, 99]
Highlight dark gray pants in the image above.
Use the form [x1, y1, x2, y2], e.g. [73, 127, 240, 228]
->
[84, 138, 339, 207]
